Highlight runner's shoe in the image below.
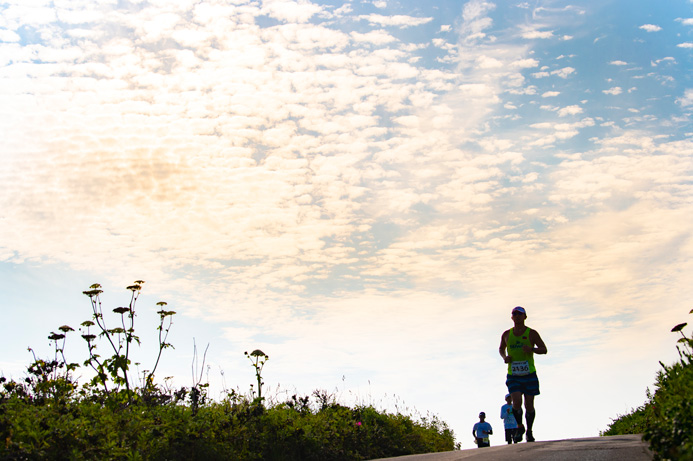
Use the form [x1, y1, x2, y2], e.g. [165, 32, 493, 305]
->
[526, 431, 535, 442]
[515, 424, 525, 442]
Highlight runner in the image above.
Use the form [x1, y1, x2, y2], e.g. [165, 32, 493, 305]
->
[472, 412, 493, 448]
[500, 393, 519, 444]
[499, 306, 547, 442]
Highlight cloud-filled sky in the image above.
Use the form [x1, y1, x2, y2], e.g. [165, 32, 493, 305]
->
[1, 0, 692, 449]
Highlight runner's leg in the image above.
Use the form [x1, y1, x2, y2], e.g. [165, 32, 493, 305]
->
[511, 391, 524, 439]
[525, 394, 536, 442]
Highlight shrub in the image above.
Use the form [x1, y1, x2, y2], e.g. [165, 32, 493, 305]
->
[602, 311, 693, 461]
[0, 283, 457, 460]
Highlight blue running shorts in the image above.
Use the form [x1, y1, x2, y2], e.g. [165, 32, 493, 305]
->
[506, 372, 540, 396]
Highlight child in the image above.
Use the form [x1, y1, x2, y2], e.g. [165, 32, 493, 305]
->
[500, 393, 520, 444]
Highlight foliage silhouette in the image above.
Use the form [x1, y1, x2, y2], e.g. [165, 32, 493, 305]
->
[0, 282, 457, 459]
[602, 309, 693, 460]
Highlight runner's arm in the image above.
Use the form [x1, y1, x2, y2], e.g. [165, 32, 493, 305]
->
[529, 330, 547, 354]
[499, 331, 512, 363]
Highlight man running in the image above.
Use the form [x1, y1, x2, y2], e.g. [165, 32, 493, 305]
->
[499, 306, 547, 442]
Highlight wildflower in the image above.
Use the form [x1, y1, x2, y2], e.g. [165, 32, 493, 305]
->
[671, 323, 687, 333]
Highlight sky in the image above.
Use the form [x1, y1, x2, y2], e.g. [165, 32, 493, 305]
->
[1, 0, 693, 450]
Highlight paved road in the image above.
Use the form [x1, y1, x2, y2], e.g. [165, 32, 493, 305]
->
[370, 435, 653, 461]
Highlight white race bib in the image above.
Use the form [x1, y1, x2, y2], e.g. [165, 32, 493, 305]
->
[511, 361, 530, 376]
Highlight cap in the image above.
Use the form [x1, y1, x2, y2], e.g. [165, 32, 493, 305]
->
[479, 412, 486, 417]
[512, 306, 526, 315]
[505, 394, 511, 399]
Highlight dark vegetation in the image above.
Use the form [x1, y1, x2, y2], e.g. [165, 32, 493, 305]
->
[601, 310, 693, 460]
[0, 282, 457, 460]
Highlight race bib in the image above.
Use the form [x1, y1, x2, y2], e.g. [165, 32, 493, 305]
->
[511, 361, 530, 376]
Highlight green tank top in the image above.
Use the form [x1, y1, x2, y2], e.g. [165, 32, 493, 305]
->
[506, 327, 536, 375]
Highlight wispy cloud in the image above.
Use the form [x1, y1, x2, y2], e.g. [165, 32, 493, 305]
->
[522, 29, 554, 39]
[358, 13, 433, 28]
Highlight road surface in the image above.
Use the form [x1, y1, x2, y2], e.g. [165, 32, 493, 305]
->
[370, 435, 653, 461]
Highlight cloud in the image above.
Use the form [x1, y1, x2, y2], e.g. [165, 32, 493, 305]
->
[542, 91, 560, 97]
[551, 67, 575, 78]
[651, 57, 676, 67]
[609, 60, 628, 66]
[510, 58, 539, 68]
[677, 89, 693, 107]
[350, 30, 397, 45]
[522, 29, 554, 39]
[677, 42, 693, 48]
[603, 87, 623, 95]
[557, 105, 584, 117]
[676, 18, 693, 26]
[358, 14, 433, 28]
[0, 29, 21, 42]
[639, 24, 662, 32]
[262, 0, 323, 23]
[459, 0, 496, 42]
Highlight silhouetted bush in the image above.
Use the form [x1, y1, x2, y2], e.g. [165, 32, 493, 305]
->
[602, 311, 693, 460]
[0, 283, 457, 460]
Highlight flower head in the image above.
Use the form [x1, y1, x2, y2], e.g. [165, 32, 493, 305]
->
[671, 323, 687, 333]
